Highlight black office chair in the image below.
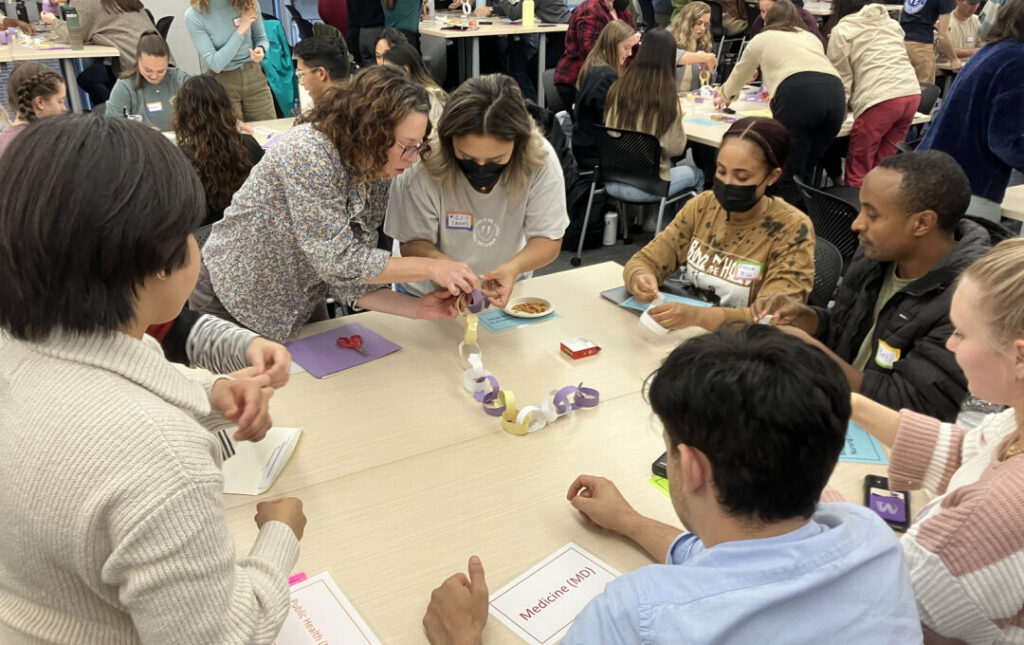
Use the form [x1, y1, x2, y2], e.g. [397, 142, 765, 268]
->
[708, 1, 745, 78]
[572, 126, 698, 266]
[809, 237, 843, 307]
[145, 7, 155, 25]
[542, 68, 563, 114]
[918, 82, 941, 115]
[285, 4, 316, 40]
[156, 16, 173, 40]
[795, 176, 860, 268]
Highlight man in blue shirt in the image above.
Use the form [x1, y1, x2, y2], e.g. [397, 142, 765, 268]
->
[423, 325, 923, 644]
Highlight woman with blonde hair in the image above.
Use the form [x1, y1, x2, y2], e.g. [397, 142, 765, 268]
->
[852, 238, 1024, 643]
[668, 1, 718, 93]
[191, 65, 477, 341]
[384, 74, 569, 307]
[184, 0, 276, 121]
[573, 19, 639, 167]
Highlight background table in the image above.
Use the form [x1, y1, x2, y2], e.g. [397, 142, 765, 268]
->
[681, 99, 931, 148]
[419, 15, 567, 107]
[221, 262, 912, 644]
[0, 42, 120, 113]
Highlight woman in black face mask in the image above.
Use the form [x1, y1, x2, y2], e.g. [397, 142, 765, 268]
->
[384, 74, 570, 308]
[622, 117, 816, 331]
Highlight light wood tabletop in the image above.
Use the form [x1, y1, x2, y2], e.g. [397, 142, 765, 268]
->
[222, 262, 907, 644]
[1001, 184, 1024, 222]
[681, 99, 931, 148]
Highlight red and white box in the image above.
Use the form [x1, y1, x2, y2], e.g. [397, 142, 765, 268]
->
[560, 337, 600, 360]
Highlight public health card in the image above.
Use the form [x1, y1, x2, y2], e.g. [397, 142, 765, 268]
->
[489, 543, 620, 644]
[274, 572, 381, 645]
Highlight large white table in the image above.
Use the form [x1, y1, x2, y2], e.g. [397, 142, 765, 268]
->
[0, 42, 120, 113]
[419, 14, 567, 107]
[222, 262, 911, 644]
[681, 99, 931, 148]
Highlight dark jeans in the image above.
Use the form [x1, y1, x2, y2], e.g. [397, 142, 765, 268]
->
[769, 71, 846, 208]
[77, 59, 114, 106]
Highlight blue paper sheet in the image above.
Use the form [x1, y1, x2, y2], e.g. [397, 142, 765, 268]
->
[839, 421, 889, 465]
[619, 294, 713, 313]
[684, 117, 722, 127]
[478, 309, 558, 333]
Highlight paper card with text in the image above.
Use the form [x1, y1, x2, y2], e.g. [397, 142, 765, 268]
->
[222, 427, 301, 495]
[488, 543, 620, 644]
[274, 572, 381, 645]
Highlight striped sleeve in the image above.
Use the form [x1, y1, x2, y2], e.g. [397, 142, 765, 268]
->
[889, 410, 967, 495]
[901, 460, 1024, 643]
[186, 314, 258, 375]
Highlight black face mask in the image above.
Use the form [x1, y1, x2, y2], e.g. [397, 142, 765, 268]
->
[457, 157, 508, 190]
[713, 177, 767, 213]
[612, 0, 630, 11]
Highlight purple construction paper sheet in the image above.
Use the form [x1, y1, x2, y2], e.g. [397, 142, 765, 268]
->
[286, 323, 401, 378]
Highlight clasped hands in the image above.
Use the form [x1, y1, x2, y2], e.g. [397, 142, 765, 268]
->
[208, 337, 291, 443]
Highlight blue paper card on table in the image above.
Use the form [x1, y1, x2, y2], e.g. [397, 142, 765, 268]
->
[619, 294, 713, 313]
[285, 323, 400, 379]
[839, 421, 889, 465]
[478, 309, 558, 333]
[684, 117, 722, 127]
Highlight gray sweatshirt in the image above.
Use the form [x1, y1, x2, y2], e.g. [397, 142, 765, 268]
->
[106, 67, 190, 132]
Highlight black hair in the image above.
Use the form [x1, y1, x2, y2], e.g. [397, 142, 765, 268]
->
[293, 35, 351, 81]
[376, 27, 409, 51]
[646, 324, 850, 523]
[877, 150, 970, 232]
[721, 117, 791, 172]
[0, 115, 205, 341]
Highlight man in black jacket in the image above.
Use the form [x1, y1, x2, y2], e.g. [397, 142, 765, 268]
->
[753, 150, 1008, 421]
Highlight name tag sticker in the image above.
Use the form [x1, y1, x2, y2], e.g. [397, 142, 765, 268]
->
[733, 260, 763, 281]
[232, 17, 241, 27]
[146, 101, 163, 113]
[966, 36, 975, 43]
[445, 211, 474, 231]
[874, 339, 901, 370]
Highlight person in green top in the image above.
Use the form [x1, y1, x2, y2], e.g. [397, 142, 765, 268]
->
[106, 32, 189, 132]
[382, 0, 424, 48]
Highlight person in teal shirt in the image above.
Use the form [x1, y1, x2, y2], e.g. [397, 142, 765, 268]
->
[106, 32, 189, 132]
[185, 0, 276, 121]
[383, 0, 423, 48]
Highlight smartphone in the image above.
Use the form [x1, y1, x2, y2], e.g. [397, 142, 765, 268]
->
[652, 452, 668, 478]
[863, 475, 910, 532]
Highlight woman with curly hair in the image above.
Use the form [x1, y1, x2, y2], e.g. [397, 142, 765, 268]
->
[0, 62, 66, 158]
[184, 0, 276, 121]
[668, 2, 718, 93]
[173, 75, 264, 226]
[383, 74, 568, 307]
[190, 65, 478, 341]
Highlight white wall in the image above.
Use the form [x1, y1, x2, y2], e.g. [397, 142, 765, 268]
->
[145, 0, 203, 75]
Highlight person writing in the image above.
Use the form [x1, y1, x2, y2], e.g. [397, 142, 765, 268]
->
[106, 31, 188, 131]
[622, 117, 815, 331]
[384, 74, 568, 308]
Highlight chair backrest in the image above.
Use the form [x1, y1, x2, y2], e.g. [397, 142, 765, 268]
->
[794, 176, 860, 264]
[286, 4, 316, 39]
[194, 223, 214, 249]
[918, 82, 940, 115]
[595, 125, 669, 196]
[156, 15, 173, 40]
[896, 140, 918, 154]
[708, 0, 725, 40]
[145, 7, 155, 25]
[542, 68, 563, 113]
[809, 237, 843, 307]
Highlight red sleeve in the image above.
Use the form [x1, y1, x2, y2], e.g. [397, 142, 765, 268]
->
[146, 321, 174, 342]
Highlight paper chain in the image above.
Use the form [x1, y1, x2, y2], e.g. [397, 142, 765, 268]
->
[455, 290, 599, 435]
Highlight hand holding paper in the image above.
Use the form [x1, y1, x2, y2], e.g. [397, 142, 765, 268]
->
[254, 496, 306, 540]
[431, 259, 479, 296]
[424, 556, 489, 645]
[750, 294, 818, 334]
[417, 290, 460, 321]
[210, 372, 274, 441]
[627, 271, 660, 303]
[245, 337, 292, 388]
[480, 264, 516, 308]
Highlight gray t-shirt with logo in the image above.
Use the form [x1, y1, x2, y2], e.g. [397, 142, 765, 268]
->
[384, 138, 569, 296]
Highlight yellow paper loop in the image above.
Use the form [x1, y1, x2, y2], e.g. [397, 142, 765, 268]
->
[464, 314, 478, 345]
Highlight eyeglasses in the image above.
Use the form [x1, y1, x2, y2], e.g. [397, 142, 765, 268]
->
[295, 66, 321, 80]
[395, 140, 427, 161]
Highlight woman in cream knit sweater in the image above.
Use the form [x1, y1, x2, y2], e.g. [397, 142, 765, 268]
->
[0, 116, 306, 644]
[721, 0, 845, 208]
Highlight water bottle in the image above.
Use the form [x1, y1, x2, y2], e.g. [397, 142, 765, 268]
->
[427, 0, 435, 20]
[65, 6, 83, 50]
[602, 211, 617, 246]
[522, 0, 535, 26]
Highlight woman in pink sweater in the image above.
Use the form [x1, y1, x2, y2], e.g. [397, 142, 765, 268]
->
[853, 238, 1024, 643]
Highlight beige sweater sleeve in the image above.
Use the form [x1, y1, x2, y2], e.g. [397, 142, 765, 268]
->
[722, 35, 762, 102]
[104, 472, 300, 643]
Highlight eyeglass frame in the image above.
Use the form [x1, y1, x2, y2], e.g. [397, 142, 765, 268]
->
[294, 65, 322, 80]
[394, 139, 428, 161]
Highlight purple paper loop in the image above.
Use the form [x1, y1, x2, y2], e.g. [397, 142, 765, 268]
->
[473, 375, 500, 403]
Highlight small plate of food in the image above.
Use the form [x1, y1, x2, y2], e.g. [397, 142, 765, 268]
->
[504, 297, 554, 319]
